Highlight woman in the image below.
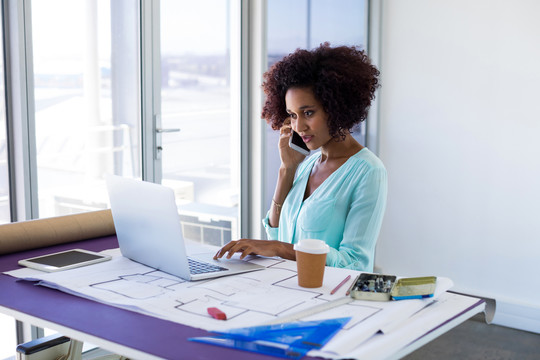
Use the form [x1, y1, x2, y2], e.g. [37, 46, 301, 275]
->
[214, 43, 387, 271]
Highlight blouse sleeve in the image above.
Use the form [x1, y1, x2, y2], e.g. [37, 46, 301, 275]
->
[325, 166, 388, 271]
[262, 211, 279, 240]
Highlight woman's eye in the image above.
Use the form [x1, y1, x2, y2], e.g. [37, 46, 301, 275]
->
[288, 113, 297, 119]
[305, 111, 314, 117]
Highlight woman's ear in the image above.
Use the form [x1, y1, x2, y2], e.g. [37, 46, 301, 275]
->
[283, 116, 291, 126]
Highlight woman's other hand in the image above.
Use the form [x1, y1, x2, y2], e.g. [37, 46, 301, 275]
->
[213, 239, 295, 261]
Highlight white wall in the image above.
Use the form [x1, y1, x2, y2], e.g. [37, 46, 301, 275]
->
[375, 0, 540, 333]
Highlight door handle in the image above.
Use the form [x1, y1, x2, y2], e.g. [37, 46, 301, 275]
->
[156, 128, 180, 133]
[155, 128, 180, 160]
[154, 113, 180, 160]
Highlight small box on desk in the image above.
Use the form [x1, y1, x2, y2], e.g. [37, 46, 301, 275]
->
[350, 273, 437, 301]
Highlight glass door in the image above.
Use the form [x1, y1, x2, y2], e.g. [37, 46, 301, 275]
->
[29, 0, 242, 240]
[159, 0, 241, 247]
[5, 0, 242, 352]
[31, 0, 141, 218]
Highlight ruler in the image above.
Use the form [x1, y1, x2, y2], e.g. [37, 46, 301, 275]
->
[262, 296, 354, 325]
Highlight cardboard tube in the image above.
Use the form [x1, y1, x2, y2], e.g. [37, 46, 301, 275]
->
[0, 210, 116, 255]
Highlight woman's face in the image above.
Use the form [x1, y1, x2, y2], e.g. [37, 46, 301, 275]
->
[285, 87, 332, 151]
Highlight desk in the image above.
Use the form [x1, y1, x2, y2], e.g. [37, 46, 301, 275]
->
[0, 236, 485, 360]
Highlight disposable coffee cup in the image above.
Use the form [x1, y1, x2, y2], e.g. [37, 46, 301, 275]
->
[293, 239, 330, 288]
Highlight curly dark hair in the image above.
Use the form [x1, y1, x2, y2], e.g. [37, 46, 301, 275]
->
[261, 43, 380, 140]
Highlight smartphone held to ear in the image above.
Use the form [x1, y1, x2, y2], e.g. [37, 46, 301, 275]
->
[289, 131, 310, 156]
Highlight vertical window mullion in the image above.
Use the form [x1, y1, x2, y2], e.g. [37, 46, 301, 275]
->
[4, 0, 38, 222]
[3, 0, 41, 347]
[140, 0, 160, 183]
[241, 0, 267, 239]
[366, 0, 382, 154]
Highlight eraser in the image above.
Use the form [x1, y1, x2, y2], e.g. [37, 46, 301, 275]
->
[207, 307, 227, 320]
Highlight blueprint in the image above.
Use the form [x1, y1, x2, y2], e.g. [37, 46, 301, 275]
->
[7, 248, 453, 356]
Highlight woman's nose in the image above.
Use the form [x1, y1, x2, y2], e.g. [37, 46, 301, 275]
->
[295, 117, 308, 132]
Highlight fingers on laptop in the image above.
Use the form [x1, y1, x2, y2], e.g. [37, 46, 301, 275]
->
[214, 240, 254, 260]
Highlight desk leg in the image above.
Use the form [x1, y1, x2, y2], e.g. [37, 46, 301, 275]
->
[58, 339, 83, 360]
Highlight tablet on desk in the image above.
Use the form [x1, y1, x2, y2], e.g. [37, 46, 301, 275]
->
[19, 249, 111, 272]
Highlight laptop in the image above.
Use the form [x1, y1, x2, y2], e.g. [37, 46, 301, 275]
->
[106, 175, 265, 281]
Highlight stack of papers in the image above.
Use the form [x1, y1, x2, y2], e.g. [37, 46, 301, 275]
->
[6, 248, 482, 360]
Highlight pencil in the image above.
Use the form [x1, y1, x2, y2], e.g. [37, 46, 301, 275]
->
[346, 274, 360, 296]
[330, 275, 351, 295]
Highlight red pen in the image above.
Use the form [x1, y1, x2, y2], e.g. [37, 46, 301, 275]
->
[207, 307, 227, 320]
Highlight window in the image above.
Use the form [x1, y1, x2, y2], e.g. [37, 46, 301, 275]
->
[28, 0, 241, 241]
[267, 0, 367, 65]
[160, 0, 241, 247]
[31, 0, 141, 218]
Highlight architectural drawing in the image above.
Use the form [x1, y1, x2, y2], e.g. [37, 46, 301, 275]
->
[8, 248, 451, 344]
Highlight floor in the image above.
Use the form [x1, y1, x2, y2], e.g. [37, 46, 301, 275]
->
[404, 314, 540, 359]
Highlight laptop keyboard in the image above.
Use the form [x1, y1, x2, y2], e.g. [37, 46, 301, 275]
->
[188, 257, 228, 275]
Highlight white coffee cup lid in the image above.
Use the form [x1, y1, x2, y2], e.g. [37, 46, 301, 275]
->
[293, 239, 330, 254]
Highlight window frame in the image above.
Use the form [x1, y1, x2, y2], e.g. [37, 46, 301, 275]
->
[3, 0, 38, 222]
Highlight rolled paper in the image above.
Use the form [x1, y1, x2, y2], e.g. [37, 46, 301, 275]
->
[0, 209, 116, 255]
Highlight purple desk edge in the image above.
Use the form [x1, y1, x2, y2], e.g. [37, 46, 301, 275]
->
[0, 236, 297, 360]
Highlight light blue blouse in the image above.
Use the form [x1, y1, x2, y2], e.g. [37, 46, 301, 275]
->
[262, 148, 387, 271]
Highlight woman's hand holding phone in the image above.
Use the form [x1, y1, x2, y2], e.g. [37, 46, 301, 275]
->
[270, 119, 305, 228]
[279, 119, 307, 169]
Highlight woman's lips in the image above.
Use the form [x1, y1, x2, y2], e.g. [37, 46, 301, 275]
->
[302, 135, 312, 143]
